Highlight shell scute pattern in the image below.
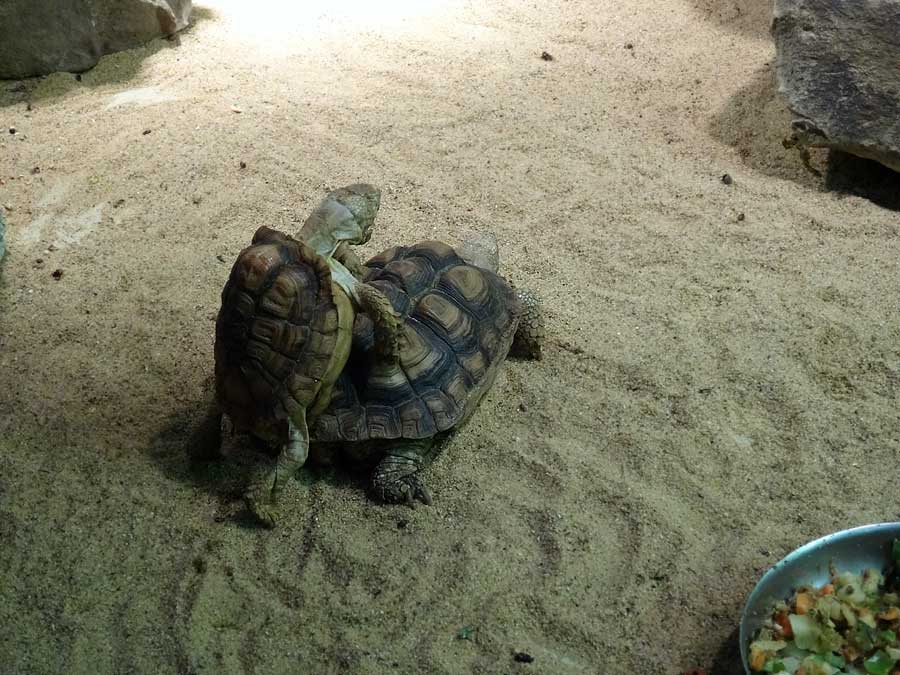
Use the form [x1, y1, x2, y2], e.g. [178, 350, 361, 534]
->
[215, 226, 340, 430]
[312, 241, 521, 442]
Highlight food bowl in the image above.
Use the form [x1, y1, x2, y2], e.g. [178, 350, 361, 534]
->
[739, 522, 900, 674]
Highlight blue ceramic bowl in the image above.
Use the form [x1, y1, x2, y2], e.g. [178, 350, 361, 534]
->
[739, 522, 900, 674]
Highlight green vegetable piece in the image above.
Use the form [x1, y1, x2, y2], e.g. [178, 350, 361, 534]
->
[878, 630, 896, 644]
[456, 626, 476, 640]
[790, 614, 823, 651]
[824, 652, 846, 668]
[863, 650, 895, 675]
[852, 622, 877, 653]
[763, 659, 786, 673]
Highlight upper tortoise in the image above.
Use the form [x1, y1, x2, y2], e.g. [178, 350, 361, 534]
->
[206, 184, 544, 526]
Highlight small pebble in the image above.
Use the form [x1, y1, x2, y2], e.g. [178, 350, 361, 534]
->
[624, 42, 634, 50]
[540, 51, 554, 61]
[216, 254, 226, 263]
[397, 519, 409, 529]
[192, 195, 202, 205]
[114, 199, 125, 208]
[518, 403, 527, 412]
[3, 203, 12, 212]
[75, 74, 82, 81]
[736, 212, 745, 222]
[8, 127, 15, 135]
[721, 173, 733, 185]
[30, 166, 40, 175]
[513, 652, 534, 664]
[35, 258, 44, 265]
[239, 160, 247, 169]
[51, 269, 63, 280]
[142, 129, 152, 135]
[26, 102, 32, 111]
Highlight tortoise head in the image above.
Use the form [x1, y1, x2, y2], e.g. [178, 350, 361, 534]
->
[299, 183, 382, 255]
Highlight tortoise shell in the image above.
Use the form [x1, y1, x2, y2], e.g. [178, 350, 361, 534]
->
[214, 226, 343, 433]
[311, 240, 522, 442]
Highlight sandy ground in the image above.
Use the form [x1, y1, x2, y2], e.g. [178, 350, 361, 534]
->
[2, 1, 900, 673]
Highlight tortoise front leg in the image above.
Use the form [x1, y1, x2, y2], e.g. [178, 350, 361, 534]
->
[371, 439, 434, 506]
[245, 411, 309, 528]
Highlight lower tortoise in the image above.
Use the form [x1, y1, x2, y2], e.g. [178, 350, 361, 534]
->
[203, 185, 544, 526]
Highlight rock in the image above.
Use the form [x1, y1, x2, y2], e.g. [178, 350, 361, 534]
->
[772, 0, 900, 172]
[0, 0, 192, 79]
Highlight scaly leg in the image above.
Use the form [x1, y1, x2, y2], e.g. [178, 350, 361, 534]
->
[334, 241, 366, 279]
[370, 439, 435, 506]
[245, 411, 309, 528]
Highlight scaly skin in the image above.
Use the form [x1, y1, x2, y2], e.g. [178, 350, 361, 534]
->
[298, 184, 381, 278]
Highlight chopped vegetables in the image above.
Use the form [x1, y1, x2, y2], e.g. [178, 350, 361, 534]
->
[749, 539, 900, 675]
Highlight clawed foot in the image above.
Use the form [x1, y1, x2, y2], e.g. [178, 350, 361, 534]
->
[371, 473, 433, 506]
[244, 471, 280, 528]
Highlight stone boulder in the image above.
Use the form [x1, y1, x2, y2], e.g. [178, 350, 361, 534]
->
[772, 0, 900, 173]
[0, 0, 192, 79]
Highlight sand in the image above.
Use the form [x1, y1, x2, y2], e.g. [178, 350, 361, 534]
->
[1, 1, 899, 673]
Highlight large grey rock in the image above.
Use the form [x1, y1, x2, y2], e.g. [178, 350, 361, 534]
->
[772, 0, 900, 173]
[0, 0, 192, 79]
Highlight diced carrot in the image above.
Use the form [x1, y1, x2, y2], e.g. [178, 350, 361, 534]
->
[819, 583, 835, 596]
[877, 606, 900, 621]
[749, 647, 768, 672]
[774, 611, 793, 638]
[795, 591, 815, 615]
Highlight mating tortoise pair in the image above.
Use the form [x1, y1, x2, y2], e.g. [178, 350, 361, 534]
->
[202, 184, 544, 527]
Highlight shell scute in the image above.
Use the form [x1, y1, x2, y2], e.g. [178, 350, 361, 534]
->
[312, 240, 521, 443]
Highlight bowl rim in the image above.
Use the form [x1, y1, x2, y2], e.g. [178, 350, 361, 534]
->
[738, 521, 900, 674]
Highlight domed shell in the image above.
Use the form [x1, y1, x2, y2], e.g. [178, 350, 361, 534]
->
[311, 240, 521, 442]
[215, 226, 342, 432]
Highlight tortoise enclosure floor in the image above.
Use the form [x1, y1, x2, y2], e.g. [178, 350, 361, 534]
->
[1, 1, 899, 673]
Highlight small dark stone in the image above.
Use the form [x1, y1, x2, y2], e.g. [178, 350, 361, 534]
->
[8, 127, 15, 135]
[721, 173, 733, 185]
[540, 51, 554, 61]
[142, 129, 152, 135]
[114, 199, 125, 208]
[736, 212, 746, 222]
[30, 166, 40, 175]
[51, 268, 63, 280]
[35, 258, 43, 264]
[75, 74, 82, 81]
[192, 556, 207, 574]
[239, 160, 247, 169]
[624, 42, 634, 49]
[26, 102, 32, 112]
[397, 519, 409, 529]
[216, 254, 226, 263]
[513, 651, 534, 664]
[518, 403, 527, 412]
[192, 195, 202, 205]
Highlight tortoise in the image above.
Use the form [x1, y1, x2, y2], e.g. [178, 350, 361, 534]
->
[205, 185, 543, 526]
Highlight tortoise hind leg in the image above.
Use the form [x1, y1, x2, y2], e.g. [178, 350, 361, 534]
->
[245, 412, 310, 528]
[510, 288, 545, 360]
[371, 439, 435, 505]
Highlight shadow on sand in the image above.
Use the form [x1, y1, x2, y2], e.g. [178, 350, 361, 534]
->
[146, 396, 359, 529]
[709, 67, 900, 212]
[682, 0, 772, 38]
[0, 6, 218, 109]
